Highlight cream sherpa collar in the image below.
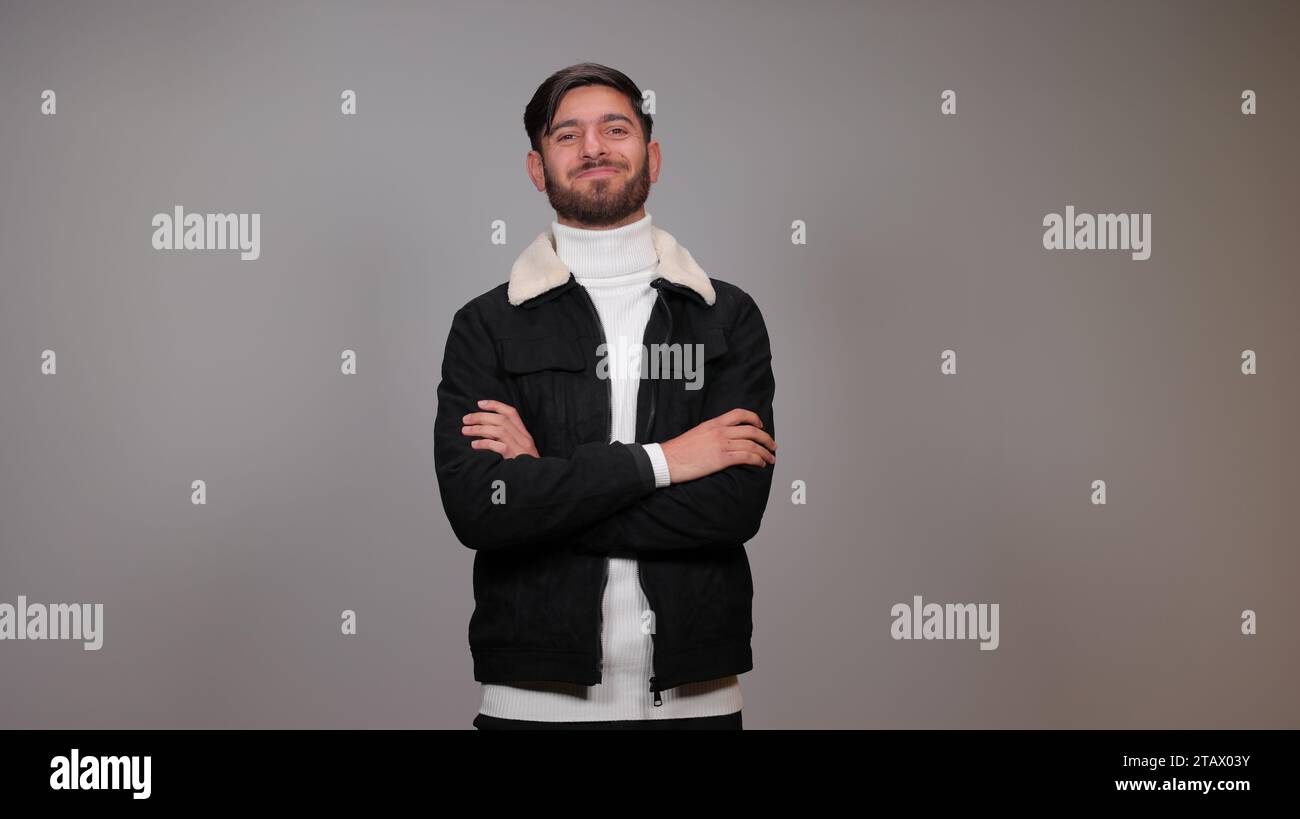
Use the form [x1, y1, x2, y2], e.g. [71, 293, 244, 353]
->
[507, 224, 717, 307]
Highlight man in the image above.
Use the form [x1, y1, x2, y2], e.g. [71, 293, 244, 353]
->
[434, 63, 777, 729]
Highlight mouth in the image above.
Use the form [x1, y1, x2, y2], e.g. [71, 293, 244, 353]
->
[577, 166, 621, 178]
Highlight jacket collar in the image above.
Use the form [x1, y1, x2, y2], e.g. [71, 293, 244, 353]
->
[508, 224, 716, 308]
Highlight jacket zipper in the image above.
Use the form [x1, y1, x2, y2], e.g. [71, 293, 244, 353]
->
[641, 287, 672, 706]
[639, 559, 662, 706]
[580, 281, 672, 706]
[578, 284, 614, 680]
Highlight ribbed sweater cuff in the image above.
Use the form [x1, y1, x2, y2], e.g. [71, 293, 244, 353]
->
[641, 443, 672, 488]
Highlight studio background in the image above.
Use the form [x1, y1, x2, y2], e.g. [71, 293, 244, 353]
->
[1, 0, 1296, 728]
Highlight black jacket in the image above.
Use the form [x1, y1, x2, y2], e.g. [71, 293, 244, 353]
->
[433, 224, 775, 701]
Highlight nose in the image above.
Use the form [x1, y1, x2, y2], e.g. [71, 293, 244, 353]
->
[580, 129, 608, 162]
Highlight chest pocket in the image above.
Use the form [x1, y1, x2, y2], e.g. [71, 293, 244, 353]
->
[501, 335, 586, 375]
[500, 335, 588, 455]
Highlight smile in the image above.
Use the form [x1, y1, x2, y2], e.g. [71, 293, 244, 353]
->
[577, 167, 620, 178]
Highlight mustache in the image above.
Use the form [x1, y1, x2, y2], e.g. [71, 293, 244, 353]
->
[574, 162, 624, 177]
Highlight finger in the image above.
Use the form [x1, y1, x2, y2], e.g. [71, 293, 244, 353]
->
[475, 401, 533, 443]
[702, 408, 754, 429]
[462, 424, 508, 439]
[724, 424, 777, 452]
[463, 413, 533, 450]
[465, 426, 528, 457]
[462, 412, 507, 427]
[478, 400, 524, 428]
[722, 446, 768, 468]
[470, 438, 507, 455]
[718, 408, 763, 429]
[726, 438, 775, 464]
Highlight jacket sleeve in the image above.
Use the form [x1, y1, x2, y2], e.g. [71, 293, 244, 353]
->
[434, 299, 658, 552]
[574, 289, 776, 554]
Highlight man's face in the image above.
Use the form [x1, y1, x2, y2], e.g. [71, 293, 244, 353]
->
[527, 84, 660, 229]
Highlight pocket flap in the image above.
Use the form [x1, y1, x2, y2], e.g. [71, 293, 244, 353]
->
[501, 336, 587, 374]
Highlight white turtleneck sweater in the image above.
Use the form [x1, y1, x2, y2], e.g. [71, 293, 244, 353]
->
[478, 212, 743, 722]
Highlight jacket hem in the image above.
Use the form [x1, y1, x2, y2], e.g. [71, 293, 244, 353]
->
[472, 647, 601, 686]
[651, 639, 754, 691]
[471, 639, 753, 692]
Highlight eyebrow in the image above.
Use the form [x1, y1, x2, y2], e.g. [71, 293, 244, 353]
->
[549, 112, 636, 133]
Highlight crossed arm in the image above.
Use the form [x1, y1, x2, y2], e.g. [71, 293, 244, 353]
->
[437, 291, 777, 554]
[433, 302, 661, 552]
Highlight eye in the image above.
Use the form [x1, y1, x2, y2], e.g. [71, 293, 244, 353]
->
[610, 127, 628, 135]
[558, 134, 576, 142]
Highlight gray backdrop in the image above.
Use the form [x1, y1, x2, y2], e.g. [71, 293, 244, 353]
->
[1, 0, 1296, 729]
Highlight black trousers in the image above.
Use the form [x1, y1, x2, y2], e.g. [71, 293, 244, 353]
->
[473, 710, 742, 730]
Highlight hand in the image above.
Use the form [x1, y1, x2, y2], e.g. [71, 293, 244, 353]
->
[659, 408, 776, 484]
[462, 399, 540, 459]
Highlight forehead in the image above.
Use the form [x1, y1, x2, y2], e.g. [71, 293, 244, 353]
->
[552, 84, 635, 123]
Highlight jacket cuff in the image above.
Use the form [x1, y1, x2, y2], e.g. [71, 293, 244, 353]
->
[640, 443, 672, 488]
[624, 442, 659, 493]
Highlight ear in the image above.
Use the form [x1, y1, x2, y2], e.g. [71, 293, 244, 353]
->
[647, 140, 661, 183]
[526, 149, 546, 192]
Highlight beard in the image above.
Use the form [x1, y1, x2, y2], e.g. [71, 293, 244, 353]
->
[542, 150, 652, 227]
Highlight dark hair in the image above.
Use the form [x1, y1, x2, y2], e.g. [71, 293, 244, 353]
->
[523, 62, 653, 155]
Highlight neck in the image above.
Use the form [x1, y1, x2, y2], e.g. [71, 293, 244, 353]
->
[552, 212, 657, 279]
